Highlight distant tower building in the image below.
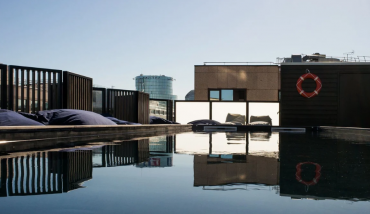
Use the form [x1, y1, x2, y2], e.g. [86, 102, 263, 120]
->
[185, 90, 194, 100]
[135, 74, 177, 119]
[135, 74, 177, 100]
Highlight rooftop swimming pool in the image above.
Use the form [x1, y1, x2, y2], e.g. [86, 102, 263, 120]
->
[0, 131, 369, 214]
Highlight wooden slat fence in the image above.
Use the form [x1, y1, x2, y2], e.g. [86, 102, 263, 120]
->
[108, 89, 150, 124]
[6, 65, 63, 113]
[0, 64, 7, 109]
[138, 92, 150, 124]
[63, 71, 93, 111]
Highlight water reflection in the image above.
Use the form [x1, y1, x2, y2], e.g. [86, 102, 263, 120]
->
[137, 136, 173, 168]
[0, 131, 370, 205]
[0, 136, 174, 197]
[279, 132, 370, 201]
[0, 150, 92, 197]
[92, 139, 150, 167]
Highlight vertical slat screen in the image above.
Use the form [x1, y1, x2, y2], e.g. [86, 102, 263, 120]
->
[4, 65, 63, 113]
[0, 64, 7, 109]
[63, 71, 93, 111]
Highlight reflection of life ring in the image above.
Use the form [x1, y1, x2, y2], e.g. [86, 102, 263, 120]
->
[296, 162, 321, 186]
[296, 71, 322, 98]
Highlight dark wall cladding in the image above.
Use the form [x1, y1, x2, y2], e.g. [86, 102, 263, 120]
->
[280, 64, 370, 127]
[63, 71, 93, 111]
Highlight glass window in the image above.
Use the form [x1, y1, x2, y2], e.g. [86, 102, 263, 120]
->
[209, 90, 220, 101]
[175, 102, 210, 124]
[221, 90, 233, 101]
[248, 102, 280, 126]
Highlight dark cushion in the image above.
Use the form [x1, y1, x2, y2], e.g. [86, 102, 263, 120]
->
[105, 117, 141, 125]
[0, 110, 44, 126]
[36, 109, 117, 125]
[187, 119, 221, 125]
[150, 116, 179, 124]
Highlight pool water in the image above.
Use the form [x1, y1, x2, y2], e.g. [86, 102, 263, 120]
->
[0, 132, 369, 214]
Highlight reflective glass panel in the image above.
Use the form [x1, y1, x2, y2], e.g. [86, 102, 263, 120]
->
[175, 102, 210, 124]
[212, 102, 246, 124]
[221, 90, 233, 101]
[209, 90, 219, 101]
[248, 102, 280, 125]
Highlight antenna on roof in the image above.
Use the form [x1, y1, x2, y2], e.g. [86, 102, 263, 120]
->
[343, 50, 354, 62]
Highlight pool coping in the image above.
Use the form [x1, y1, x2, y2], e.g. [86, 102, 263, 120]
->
[0, 125, 192, 152]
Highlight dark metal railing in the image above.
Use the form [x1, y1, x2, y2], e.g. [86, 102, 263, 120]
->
[63, 71, 93, 111]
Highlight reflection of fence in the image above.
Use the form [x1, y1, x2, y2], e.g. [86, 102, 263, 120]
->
[60, 150, 93, 192]
[107, 89, 150, 124]
[63, 71, 93, 111]
[0, 150, 92, 197]
[96, 139, 150, 167]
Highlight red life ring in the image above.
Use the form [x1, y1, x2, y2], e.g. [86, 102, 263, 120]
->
[295, 162, 321, 186]
[296, 72, 322, 98]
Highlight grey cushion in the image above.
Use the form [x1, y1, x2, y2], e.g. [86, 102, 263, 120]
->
[249, 115, 272, 125]
[225, 113, 245, 125]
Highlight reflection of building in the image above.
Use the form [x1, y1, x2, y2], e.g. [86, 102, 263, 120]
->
[189, 132, 279, 187]
[135, 75, 177, 100]
[0, 149, 92, 197]
[136, 136, 174, 168]
[279, 133, 370, 201]
[194, 154, 279, 186]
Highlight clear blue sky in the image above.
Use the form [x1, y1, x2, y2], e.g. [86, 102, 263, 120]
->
[0, 0, 369, 99]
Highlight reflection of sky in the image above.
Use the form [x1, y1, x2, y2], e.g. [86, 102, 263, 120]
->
[249, 132, 279, 154]
[175, 132, 209, 154]
[176, 132, 279, 156]
[211, 133, 246, 154]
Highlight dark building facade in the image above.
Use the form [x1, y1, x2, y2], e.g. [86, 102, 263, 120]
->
[280, 63, 370, 128]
